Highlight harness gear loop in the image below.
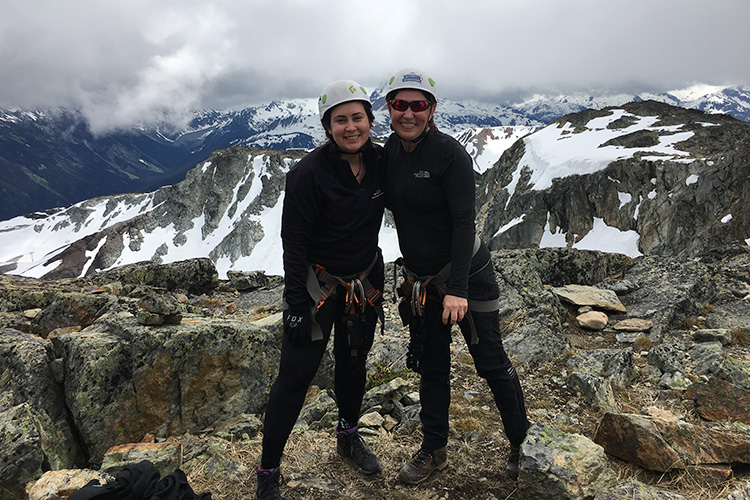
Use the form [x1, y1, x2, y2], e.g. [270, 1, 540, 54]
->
[302, 252, 385, 342]
[395, 235, 497, 350]
[411, 280, 426, 317]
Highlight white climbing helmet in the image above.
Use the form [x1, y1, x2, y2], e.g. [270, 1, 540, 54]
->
[318, 80, 371, 120]
[386, 67, 438, 100]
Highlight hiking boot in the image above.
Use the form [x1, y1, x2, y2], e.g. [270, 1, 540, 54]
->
[256, 467, 285, 500]
[398, 446, 448, 484]
[506, 445, 521, 480]
[337, 427, 381, 475]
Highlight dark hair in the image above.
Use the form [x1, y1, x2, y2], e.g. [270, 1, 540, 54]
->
[321, 101, 375, 143]
[385, 89, 437, 130]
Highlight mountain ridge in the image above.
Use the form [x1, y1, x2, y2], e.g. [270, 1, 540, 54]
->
[2, 85, 749, 221]
[2, 100, 748, 282]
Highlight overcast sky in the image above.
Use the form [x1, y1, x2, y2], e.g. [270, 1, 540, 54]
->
[2, 0, 748, 132]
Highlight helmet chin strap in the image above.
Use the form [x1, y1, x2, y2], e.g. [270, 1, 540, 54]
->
[392, 123, 430, 152]
[409, 124, 431, 144]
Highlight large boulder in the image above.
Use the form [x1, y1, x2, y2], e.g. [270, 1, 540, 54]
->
[594, 411, 750, 472]
[94, 258, 219, 295]
[57, 312, 283, 464]
[518, 423, 617, 499]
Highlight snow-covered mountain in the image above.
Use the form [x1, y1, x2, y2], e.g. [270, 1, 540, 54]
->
[0, 148, 309, 279]
[455, 126, 540, 174]
[476, 101, 750, 259]
[2, 100, 748, 281]
[2, 85, 749, 221]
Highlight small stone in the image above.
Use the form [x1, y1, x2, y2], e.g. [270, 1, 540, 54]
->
[358, 411, 385, 428]
[551, 284, 627, 313]
[137, 310, 164, 326]
[23, 308, 41, 319]
[613, 318, 654, 332]
[576, 311, 608, 330]
[693, 328, 732, 345]
[382, 415, 398, 432]
[616, 332, 640, 343]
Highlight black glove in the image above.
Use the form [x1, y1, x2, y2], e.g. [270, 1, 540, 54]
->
[283, 308, 311, 345]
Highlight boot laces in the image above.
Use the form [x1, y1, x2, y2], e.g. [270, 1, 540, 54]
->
[257, 469, 284, 499]
[411, 448, 432, 466]
[350, 433, 372, 462]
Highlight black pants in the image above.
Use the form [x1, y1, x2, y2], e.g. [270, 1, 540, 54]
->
[260, 290, 378, 469]
[417, 262, 530, 452]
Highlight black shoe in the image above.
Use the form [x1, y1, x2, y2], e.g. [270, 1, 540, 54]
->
[506, 445, 520, 480]
[337, 427, 381, 475]
[256, 467, 285, 500]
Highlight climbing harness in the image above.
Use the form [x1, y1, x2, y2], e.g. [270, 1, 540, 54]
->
[393, 236, 500, 372]
[303, 253, 384, 367]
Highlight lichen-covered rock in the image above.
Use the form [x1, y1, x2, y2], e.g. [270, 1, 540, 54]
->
[57, 313, 283, 465]
[95, 258, 219, 295]
[33, 292, 116, 337]
[690, 342, 750, 391]
[518, 423, 617, 499]
[593, 479, 686, 500]
[0, 403, 46, 499]
[100, 442, 182, 477]
[294, 390, 337, 432]
[226, 270, 269, 291]
[0, 329, 83, 487]
[594, 411, 750, 472]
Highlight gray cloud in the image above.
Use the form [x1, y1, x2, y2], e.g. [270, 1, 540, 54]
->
[2, 0, 747, 132]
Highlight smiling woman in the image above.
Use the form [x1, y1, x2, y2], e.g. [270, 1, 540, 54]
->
[383, 67, 531, 485]
[255, 79, 387, 500]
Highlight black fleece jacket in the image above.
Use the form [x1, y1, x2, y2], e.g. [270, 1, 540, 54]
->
[385, 127, 476, 299]
[281, 142, 386, 310]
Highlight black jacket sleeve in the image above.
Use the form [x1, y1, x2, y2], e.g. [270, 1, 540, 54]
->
[441, 138, 476, 298]
[280, 159, 318, 310]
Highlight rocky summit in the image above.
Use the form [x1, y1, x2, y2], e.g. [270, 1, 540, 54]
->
[2, 244, 750, 499]
[1, 99, 749, 500]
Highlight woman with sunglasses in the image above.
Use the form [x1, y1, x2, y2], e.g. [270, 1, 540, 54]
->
[384, 68, 530, 484]
[256, 80, 385, 500]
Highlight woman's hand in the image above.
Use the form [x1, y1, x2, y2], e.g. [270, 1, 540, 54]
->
[442, 294, 468, 325]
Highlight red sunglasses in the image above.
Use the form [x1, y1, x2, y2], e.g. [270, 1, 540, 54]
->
[389, 99, 432, 112]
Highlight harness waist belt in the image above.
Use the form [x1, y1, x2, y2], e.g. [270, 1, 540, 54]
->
[394, 235, 496, 345]
[304, 253, 384, 341]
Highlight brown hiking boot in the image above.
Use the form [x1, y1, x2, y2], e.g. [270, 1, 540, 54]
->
[398, 446, 448, 484]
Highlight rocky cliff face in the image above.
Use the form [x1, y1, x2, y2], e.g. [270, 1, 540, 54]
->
[0, 147, 305, 280]
[477, 101, 750, 258]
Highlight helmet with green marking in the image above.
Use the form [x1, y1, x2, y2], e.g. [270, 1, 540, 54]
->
[318, 79, 371, 121]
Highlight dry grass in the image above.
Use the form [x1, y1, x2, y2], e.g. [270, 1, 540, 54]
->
[182, 323, 750, 500]
[184, 422, 520, 500]
[499, 308, 527, 336]
[731, 328, 750, 346]
[633, 333, 654, 352]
